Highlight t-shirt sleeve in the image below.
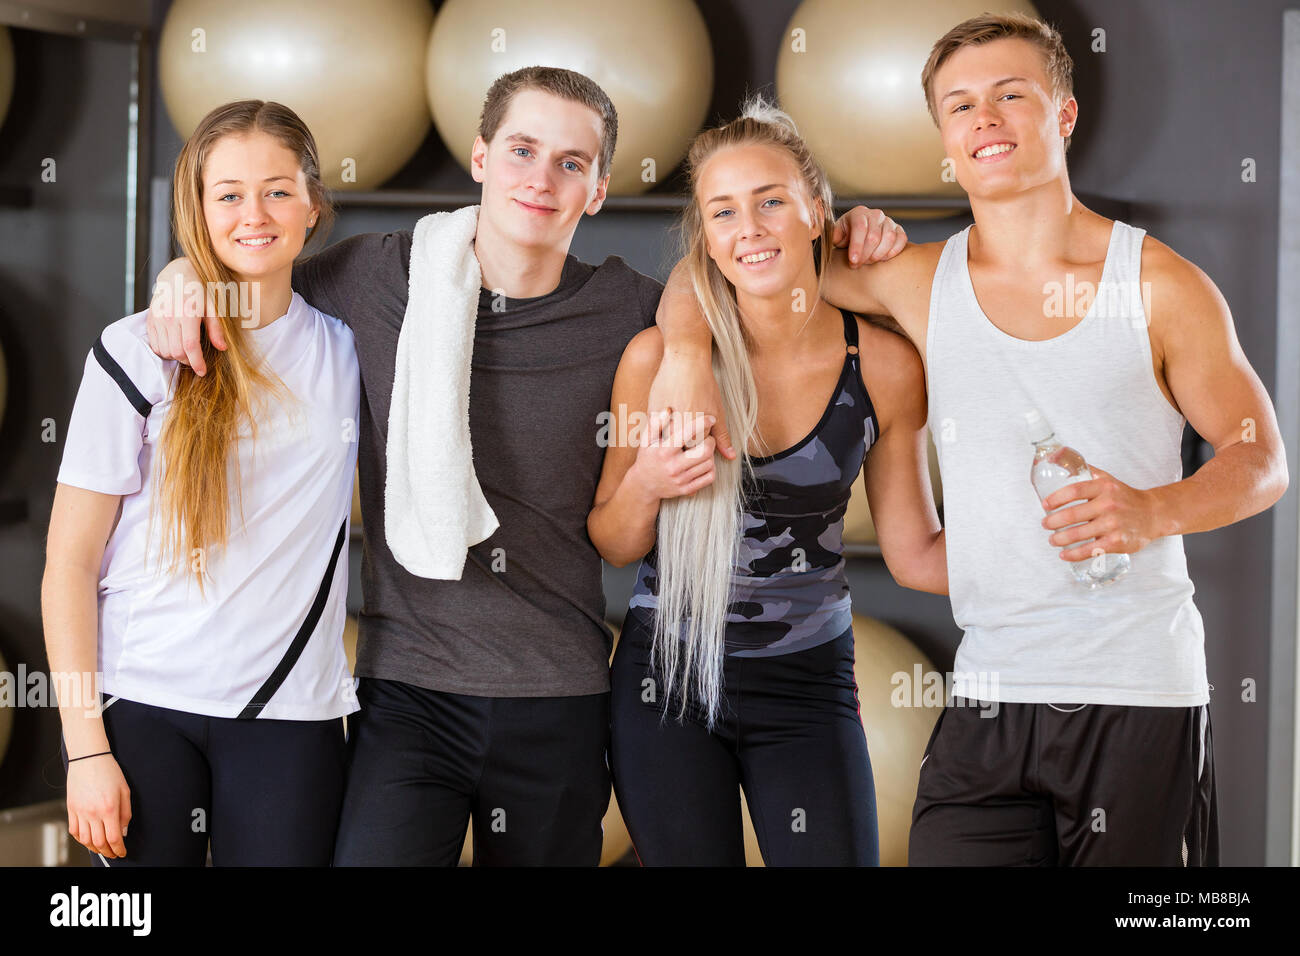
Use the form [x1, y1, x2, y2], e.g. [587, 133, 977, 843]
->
[57, 321, 170, 496]
[291, 230, 413, 330]
[637, 271, 665, 331]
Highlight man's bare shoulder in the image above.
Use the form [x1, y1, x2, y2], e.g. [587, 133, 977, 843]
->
[1139, 234, 1224, 304]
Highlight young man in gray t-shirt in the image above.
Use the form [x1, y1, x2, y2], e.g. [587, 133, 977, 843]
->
[149, 68, 901, 865]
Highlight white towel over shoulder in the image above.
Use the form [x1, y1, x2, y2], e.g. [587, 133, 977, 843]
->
[385, 204, 498, 579]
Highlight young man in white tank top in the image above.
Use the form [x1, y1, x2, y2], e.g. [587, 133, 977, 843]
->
[657, 13, 1288, 865]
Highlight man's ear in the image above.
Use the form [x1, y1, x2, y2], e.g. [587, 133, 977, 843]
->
[470, 135, 489, 184]
[1058, 96, 1079, 139]
[586, 172, 611, 215]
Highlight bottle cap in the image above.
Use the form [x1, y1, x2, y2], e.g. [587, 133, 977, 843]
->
[1024, 408, 1054, 444]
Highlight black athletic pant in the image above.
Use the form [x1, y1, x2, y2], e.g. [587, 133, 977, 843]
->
[610, 613, 879, 866]
[60, 696, 346, 866]
[331, 678, 610, 866]
[909, 696, 1219, 866]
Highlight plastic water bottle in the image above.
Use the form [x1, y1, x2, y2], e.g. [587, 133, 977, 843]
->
[1024, 409, 1130, 589]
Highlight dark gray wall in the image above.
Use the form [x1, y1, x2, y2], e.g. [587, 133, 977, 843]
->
[0, 26, 133, 811]
[0, 0, 1293, 866]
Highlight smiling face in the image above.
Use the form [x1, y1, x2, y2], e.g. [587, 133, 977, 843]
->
[202, 130, 317, 282]
[932, 37, 1077, 200]
[696, 143, 823, 300]
[471, 88, 609, 253]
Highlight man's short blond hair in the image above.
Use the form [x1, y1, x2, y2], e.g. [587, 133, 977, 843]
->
[921, 12, 1075, 149]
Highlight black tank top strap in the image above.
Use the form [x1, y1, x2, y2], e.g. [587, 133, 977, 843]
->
[839, 307, 860, 351]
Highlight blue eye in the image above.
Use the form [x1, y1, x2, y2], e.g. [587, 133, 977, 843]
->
[763, 197, 783, 208]
[712, 208, 733, 219]
[218, 193, 239, 202]
[513, 147, 531, 159]
[268, 189, 289, 198]
[562, 160, 581, 172]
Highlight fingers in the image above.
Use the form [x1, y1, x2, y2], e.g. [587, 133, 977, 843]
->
[88, 816, 110, 858]
[681, 434, 716, 463]
[709, 414, 737, 460]
[643, 408, 669, 447]
[103, 810, 126, 859]
[866, 217, 907, 262]
[847, 208, 874, 265]
[1060, 536, 1115, 563]
[182, 314, 207, 376]
[679, 464, 717, 496]
[205, 312, 227, 352]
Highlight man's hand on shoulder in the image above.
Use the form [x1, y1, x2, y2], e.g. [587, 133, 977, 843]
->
[831, 205, 907, 265]
[146, 257, 226, 375]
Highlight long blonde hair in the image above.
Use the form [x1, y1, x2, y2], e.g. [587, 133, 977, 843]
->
[653, 95, 836, 726]
[152, 100, 333, 591]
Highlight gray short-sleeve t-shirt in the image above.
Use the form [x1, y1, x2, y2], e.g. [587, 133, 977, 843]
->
[293, 229, 662, 696]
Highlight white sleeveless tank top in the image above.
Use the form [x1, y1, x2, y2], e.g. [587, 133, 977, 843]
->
[926, 220, 1208, 706]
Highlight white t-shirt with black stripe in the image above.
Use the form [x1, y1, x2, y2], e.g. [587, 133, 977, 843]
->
[57, 292, 361, 720]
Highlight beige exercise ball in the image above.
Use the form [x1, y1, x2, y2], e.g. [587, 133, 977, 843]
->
[0, 646, 11, 768]
[0, 27, 14, 134]
[456, 620, 634, 866]
[844, 432, 943, 544]
[159, 0, 433, 190]
[853, 614, 940, 866]
[776, 0, 1038, 198]
[425, 0, 713, 195]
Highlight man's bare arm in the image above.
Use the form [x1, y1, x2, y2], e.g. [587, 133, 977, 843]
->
[1142, 248, 1289, 535]
[1042, 243, 1288, 558]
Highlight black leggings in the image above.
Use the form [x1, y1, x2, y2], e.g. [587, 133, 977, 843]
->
[610, 613, 879, 866]
[61, 696, 346, 866]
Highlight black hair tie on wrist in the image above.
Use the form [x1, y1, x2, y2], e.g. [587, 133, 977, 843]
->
[68, 751, 112, 763]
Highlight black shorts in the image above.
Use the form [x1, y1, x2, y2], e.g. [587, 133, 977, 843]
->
[331, 678, 610, 866]
[909, 696, 1218, 866]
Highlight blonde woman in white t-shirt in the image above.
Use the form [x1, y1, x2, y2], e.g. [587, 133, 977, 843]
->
[41, 100, 360, 866]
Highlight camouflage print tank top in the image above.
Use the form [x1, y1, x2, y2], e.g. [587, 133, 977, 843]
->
[627, 308, 878, 657]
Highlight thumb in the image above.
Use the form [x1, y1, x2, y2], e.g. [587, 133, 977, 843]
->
[830, 217, 849, 248]
[711, 415, 737, 461]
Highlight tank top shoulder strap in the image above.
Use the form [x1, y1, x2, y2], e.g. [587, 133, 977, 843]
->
[838, 306, 859, 353]
[835, 307, 876, 429]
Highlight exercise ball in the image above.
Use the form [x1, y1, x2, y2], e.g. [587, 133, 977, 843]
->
[852, 614, 940, 866]
[776, 0, 1038, 198]
[0, 27, 13, 134]
[844, 433, 943, 544]
[425, 0, 713, 195]
[159, 0, 433, 190]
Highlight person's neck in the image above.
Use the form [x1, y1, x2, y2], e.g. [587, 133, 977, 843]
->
[735, 264, 835, 357]
[235, 270, 293, 330]
[473, 214, 570, 299]
[967, 174, 1087, 269]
